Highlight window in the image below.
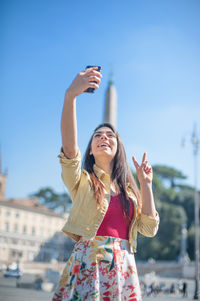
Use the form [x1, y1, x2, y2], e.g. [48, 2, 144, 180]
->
[15, 212, 20, 218]
[14, 224, 18, 232]
[32, 227, 35, 236]
[12, 250, 16, 257]
[5, 222, 9, 232]
[28, 251, 34, 261]
[23, 225, 27, 234]
[6, 210, 10, 217]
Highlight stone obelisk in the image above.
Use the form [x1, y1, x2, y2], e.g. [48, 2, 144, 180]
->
[103, 76, 117, 128]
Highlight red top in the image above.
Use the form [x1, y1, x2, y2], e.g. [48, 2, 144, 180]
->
[96, 194, 134, 240]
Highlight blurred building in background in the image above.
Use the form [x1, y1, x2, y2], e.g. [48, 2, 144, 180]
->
[0, 160, 69, 264]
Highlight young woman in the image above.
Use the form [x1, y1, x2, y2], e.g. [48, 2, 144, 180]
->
[52, 67, 159, 301]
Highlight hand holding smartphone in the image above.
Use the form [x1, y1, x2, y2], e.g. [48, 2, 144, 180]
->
[84, 65, 102, 93]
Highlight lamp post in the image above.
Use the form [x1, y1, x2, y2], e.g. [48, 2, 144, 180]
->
[191, 124, 200, 299]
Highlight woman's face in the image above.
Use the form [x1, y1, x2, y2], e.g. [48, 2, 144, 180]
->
[90, 127, 118, 162]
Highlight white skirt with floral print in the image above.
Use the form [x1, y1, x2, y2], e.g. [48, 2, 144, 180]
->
[52, 236, 142, 301]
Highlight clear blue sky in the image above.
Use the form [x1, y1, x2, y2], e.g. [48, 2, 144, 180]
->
[1, 0, 200, 199]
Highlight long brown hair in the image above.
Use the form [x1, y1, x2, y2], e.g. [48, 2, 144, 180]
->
[83, 123, 141, 218]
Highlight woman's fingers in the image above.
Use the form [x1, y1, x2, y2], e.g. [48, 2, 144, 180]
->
[144, 166, 151, 174]
[82, 69, 101, 87]
[88, 76, 101, 84]
[88, 82, 99, 90]
[133, 153, 153, 183]
[132, 156, 140, 170]
[67, 67, 102, 97]
[142, 152, 147, 164]
[84, 68, 102, 90]
[141, 154, 151, 171]
[85, 67, 102, 77]
[84, 66, 98, 74]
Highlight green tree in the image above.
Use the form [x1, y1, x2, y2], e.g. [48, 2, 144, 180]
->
[153, 165, 186, 188]
[174, 186, 195, 228]
[187, 225, 200, 260]
[136, 202, 187, 260]
[173, 186, 200, 260]
[30, 187, 72, 213]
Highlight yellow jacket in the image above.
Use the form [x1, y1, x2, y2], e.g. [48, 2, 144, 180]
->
[58, 150, 159, 253]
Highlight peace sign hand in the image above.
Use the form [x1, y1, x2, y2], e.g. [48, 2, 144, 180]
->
[132, 152, 153, 185]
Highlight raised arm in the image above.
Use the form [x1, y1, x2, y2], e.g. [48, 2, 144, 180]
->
[132, 153, 157, 218]
[61, 67, 102, 159]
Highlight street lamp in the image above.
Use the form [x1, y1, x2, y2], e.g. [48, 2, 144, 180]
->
[191, 124, 200, 299]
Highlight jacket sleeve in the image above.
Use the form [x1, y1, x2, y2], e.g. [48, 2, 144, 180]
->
[136, 212, 160, 237]
[58, 150, 82, 199]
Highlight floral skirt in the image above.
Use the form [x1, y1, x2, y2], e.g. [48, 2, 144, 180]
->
[52, 236, 142, 301]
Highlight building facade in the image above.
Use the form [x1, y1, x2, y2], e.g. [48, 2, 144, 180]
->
[0, 163, 69, 264]
[0, 198, 66, 263]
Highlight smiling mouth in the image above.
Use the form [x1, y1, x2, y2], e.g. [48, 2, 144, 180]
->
[98, 143, 110, 148]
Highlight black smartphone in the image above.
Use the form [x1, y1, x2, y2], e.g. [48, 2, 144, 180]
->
[84, 65, 102, 93]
